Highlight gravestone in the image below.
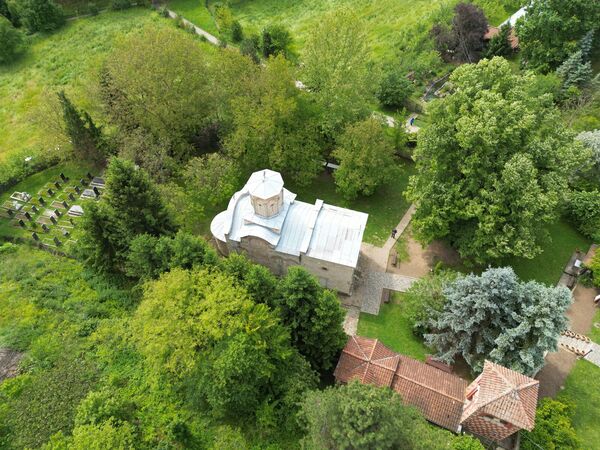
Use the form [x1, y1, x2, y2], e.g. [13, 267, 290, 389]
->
[6, 209, 13, 217]
[62, 201, 68, 209]
[38, 197, 45, 205]
[53, 237, 61, 246]
[32, 232, 39, 241]
[24, 211, 32, 221]
[68, 193, 75, 202]
[41, 224, 49, 232]
[47, 188, 54, 197]
[53, 209, 61, 217]
[50, 216, 57, 225]
[18, 219, 25, 228]
[80, 178, 87, 186]
[74, 186, 81, 194]
[92, 187, 100, 196]
[87, 172, 93, 180]
[31, 205, 38, 213]
[54, 181, 61, 190]
[59, 173, 67, 182]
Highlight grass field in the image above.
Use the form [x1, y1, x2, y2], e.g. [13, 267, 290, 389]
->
[287, 164, 416, 246]
[0, 8, 156, 164]
[167, 0, 219, 35]
[358, 292, 432, 361]
[224, 0, 514, 60]
[507, 220, 592, 286]
[559, 359, 600, 449]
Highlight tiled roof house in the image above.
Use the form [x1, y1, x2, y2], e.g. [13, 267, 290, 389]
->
[334, 336, 539, 443]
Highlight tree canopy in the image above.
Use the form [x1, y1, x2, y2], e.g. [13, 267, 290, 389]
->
[407, 57, 586, 264]
[516, 0, 600, 73]
[425, 267, 572, 375]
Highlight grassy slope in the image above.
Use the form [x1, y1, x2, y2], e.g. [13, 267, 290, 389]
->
[226, 0, 513, 59]
[358, 293, 432, 361]
[0, 8, 155, 163]
[507, 220, 592, 286]
[167, 0, 219, 34]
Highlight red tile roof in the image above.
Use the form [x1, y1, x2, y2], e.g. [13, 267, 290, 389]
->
[461, 361, 539, 432]
[334, 336, 468, 432]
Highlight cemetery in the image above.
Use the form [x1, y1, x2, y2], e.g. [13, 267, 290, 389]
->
[0, 163, 102, 252]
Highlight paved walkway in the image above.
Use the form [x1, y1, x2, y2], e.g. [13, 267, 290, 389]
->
[383, 204, 416, 254]
[405, 114, 420, 133]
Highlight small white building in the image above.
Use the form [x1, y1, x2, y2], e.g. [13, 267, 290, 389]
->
[210, 169, 368, 294]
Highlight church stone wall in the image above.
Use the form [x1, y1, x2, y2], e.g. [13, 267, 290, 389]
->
[301, 254, 355, 294]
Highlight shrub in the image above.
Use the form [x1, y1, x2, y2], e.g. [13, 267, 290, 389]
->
[567, 190, 600, 241]
[10, 0, 64, 33]
[261, 24, 292, 57]
[376, 67, 415, 108]
[588, 251, 600, 288]
[484, 24, 512, 58]
[230, 19, 243, 43]
[110, 0, 131, 11]
[521, 399, 580, 450]
[0, 15, 24, 64]
[240, 33, 260, 62]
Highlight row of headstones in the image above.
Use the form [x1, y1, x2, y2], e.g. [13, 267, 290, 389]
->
[44, 172, 95, 196]
[31, 232, 66, 247]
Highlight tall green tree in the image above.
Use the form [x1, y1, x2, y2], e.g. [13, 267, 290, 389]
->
[10, 0, 64, 33]
[301, 8, 373, 138]
[425, 267, 572, 375]
[484, 24, 512, 58]
[102, 26, 218, 151]
[182, 153, 240, 206]
[299, 381, 454, 450]
[224, 55, 322, 185]
[78, 158, 176, 273]
[406, 57, 585, 264]
[275, 266, 346, 373]
[58, 91, 106, 164]
[332, 117, 397, 199]
[516, 0, 599, 73]
[0, 16, 23, 64]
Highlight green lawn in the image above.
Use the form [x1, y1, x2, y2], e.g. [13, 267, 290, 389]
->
[226, 0, 515, 60]
[287, 164, 416, 246]
[358, 293, 432, 361]
[167, 0, 219, 35]
[0, 8, 156, 164]
[558, 359, 600, 450]
[507, 220, 592, 286]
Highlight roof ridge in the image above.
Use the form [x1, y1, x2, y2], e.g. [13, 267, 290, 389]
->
[394, 370, 464, 403]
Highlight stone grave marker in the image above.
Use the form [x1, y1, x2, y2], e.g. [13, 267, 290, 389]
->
[87, 172, 93, 180]
[60, 173, 67, 182]
[38, 197, 45, 205]
[32, 232, 39, 241]
[47, 188, 54, 197]
[6, 209, 13, 217]
[53, 208, 61, 217]
[18, 219, 25, 228]
[31, 205, 38, 213]
[92, 187, 100, 196]
[54, 181, 61, 190]
[50, 216, 57, 225]
[68, 193, 75, 201]
[24, 211, 32, 221]
[62, 200, 68, 209]
[74, 186, 81, 194]
[80, 178, 87, 186]
[53, 237, 61, 246]
[41, 224, 49, 232]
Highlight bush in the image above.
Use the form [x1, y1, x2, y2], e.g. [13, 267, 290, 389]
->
[521, 399, 580, 450]
[376, 67, 415, 108]
[240, 33, 260, 63]
[0, 15, 24, 64]
[230, 19, 243, 43]
[10, 0, 64, 33]
[110, 0, 131, 10]
[567, 190, 600, 241]
[588, 251, 600, 288]
[261, 24, 292, 57]
[484, 24, 512, 58]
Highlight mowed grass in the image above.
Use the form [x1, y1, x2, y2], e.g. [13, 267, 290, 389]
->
[287, 164, 416, 246]
[358, 292, 432, 361]
[507, 220, 592, 286]
[226, 0, 515, 60]
[0, 8, 157, 163]
[559, 359, 600, 450]
[168, 0, 219, 35]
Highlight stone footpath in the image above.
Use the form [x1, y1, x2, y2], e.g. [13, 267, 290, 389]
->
[360, 271, 417, 314]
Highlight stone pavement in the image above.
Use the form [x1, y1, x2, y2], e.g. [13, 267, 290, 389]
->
[360, 271, 417, 314]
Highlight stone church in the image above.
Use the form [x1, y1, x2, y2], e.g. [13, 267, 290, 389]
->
[210, 169, 368, 294]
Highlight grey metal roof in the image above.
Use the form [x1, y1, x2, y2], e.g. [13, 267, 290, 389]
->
[210, 170, 368, 268]
[246, 169, 284, 199]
